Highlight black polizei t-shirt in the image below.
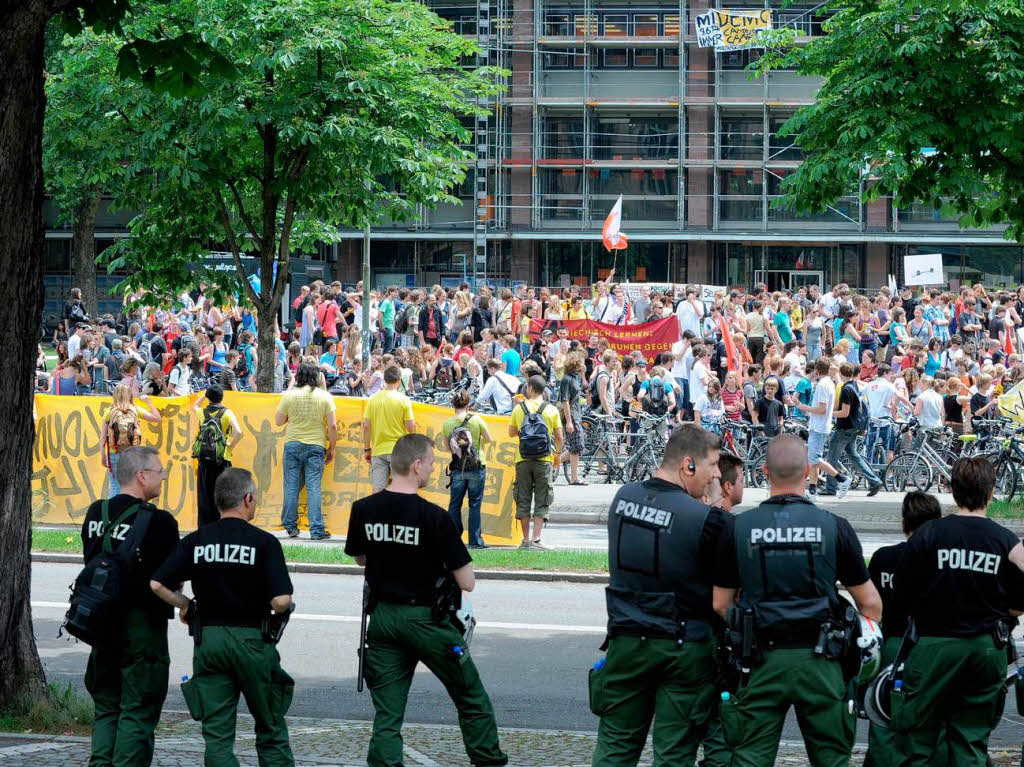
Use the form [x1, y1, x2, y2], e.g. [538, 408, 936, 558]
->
[345, 490, 472, 605]
[836, 382, 859, 430]
[897, 515, 1022, 637]
[153, 517, 293, 628]
[81, 494, 180, 619]
[869, 541, 908, 640]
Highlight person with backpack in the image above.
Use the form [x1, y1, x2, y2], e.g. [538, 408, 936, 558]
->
[396, 290, 421, 349]
[443, 389, 492, 549]
[236, 330, 258, 391]
[167, 347, 194, 396]
[101, 384, 162, 495]
[509, 375, 564, 549]
[823, 361, 882, 496]
[139, 321, 168, 369]
[558, 353, 587, 486]
[76, 446, 181, 766]
[191, 384, 243, 527]
[638, 365, 677, 419]
[431, 344, 460, 390]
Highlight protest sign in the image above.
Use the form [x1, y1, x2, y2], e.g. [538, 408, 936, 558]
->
[695, 8, 772, 51]
[528, 316, 679, 362]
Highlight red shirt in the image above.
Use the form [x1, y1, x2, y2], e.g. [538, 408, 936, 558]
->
[722, 387, 743, 420]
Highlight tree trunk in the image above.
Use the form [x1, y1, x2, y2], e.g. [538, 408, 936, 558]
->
[0, 5, 52, 712]
[72, 187, 102, 317]
[255, 297, 277, 393]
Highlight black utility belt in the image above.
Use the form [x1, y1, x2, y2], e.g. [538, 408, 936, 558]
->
[610, 620, 711, 643]
[202, 620, 263, 630]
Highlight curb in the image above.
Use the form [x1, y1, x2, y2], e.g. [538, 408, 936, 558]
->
[30, 552, 609, 584]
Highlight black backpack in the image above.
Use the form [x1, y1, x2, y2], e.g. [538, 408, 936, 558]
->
[588, 371, 609, 410]
[434, 359, 455, 390]
[844, 381, 871, 433]
[192, 404, 227, 463]
[449, 416, 482, 472]
[395, 305, 413, 335]
[518, 401, 553, 459]
[644, 378, 669, 417]
[236, 344, 253, 379]
[69, 300, 88, 323]
[61, 502, 153, 646]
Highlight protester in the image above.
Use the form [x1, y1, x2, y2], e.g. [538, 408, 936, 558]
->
[443, 389, 491, 548]
[363, 365, 416, 493]
[509, 375, 563, 549]
[101, 384, 162, 496]
[191, 384, 242, 527]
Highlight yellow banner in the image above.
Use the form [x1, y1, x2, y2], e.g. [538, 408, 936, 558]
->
[998, 380, 1024, 425]
[32, 393, 520, 545]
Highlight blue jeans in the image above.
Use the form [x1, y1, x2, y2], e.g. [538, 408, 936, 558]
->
[825, 427, 880, 491]
[382, 329, 396, 354]
[280, 442, 326, 536]
[807, 344, 822, 362]
[865, 423, 892, 462]
[448, 468, 486, 547]
[108, 452, 121, 496]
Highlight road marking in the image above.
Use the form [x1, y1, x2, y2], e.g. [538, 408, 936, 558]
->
[30, 602, 606, 634]
[403, 745, 442, 766]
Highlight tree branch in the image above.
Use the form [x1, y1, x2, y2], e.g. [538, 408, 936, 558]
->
[214, 189, 260, 307]
[224, 178, 263, 251]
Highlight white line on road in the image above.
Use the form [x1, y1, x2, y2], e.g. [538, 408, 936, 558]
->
[31, 602, 606, 634]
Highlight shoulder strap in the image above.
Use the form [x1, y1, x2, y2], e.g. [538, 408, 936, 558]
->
[460, 415, 472, 428]
[101, 502, 142, 554]
[496, 375, 515, 396]
[112, 508, 155, 565]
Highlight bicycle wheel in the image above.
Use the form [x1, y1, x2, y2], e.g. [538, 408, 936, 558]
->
[993, 458, 1019, 502]
[883, 453, 933, 493]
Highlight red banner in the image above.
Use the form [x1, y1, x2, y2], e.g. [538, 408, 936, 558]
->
[529, 316, 679, 362]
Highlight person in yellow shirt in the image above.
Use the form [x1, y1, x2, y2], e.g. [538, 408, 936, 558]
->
[566, 295, 591, 321]
[190, 384, 242, 527]
[509, 375, 564, 549]
[363, 364, 416, 493]
[275, 361, 337, 540]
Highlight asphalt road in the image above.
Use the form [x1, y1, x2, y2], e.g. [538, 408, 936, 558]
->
[30, 563, 1024, 748]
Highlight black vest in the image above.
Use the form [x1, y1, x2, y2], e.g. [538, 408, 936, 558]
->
[606, 479, 712, 640]
[734, 495, 840, 645]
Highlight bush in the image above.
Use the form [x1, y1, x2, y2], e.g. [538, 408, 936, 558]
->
[0, 682, 93, 734]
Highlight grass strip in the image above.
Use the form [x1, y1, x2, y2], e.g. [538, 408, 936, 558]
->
[32, 529, 609, 573]
[987, 499, 1024, 519]
[0, 683, 93, 736]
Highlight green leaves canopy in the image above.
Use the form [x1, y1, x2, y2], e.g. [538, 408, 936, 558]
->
[102, 0, 500, 311]
[759, 0, 1024, 240]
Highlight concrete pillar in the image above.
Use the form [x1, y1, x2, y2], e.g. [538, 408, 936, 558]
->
[509, 240, 537, 282]
[865, 243, 890, 289]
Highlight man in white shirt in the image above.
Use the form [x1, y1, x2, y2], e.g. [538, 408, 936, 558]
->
[688, 345, 712, 412]
[819, 284, 842, 321]
[940, 335, 964, 372]
[476, 359, 519, 414]
[863, 363, 910, 462]
[670, 334, 691, 380]
[67, 323, 86, 360]
[795, 357, 850, 500]
[676, 287, 704, 337]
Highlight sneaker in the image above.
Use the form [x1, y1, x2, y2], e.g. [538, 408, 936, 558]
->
[285, 528, 300, 538]
[867, 483, 882, 497]
[311, 532, 332, 541]
[806, 487, 818, 501]
[836, 475, 853, 500]
[531, 541, 547, 550]
[469, 543, 489, 550]
[519, 541, 533, 550]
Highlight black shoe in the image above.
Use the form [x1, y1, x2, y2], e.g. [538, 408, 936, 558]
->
[469, 543, 489, 550]
[311, 532, 332, 541]
[867, 483, 882, 497]
[818, 489, 837, 496]
[285, 528, 300, 538]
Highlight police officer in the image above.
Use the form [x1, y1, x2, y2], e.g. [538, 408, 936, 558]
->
[345, 433, 507, 767]
[863, 491, 941, 767]
[590, 424, 728, 767]
[890, 457, 1024, 767]
[80, 446, 180, 767]
[150, 468, 295, 766]
[713, 434, 882, 767]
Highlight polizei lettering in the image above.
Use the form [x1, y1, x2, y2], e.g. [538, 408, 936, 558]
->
[613, 499, 673, 528]
[87, 520, 130, 541]
[193, 544, 257, 565]
[937, 549, 1001, 574]
[750, 527, 823, 544]
[365, 523, 421, 546]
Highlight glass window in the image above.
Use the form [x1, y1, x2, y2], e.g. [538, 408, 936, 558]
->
[589, 168, 677, 196]
[718, 168, 762, 196]
[544, 51, 572, 69]
[602, 48, 629, 67]
[768, 111, 801, 160]
[905, 244, 1024, 290]
[543, 117, 585, 159]
[663, 13, 680, 35]
[719, 112, 763, 160]
[45, 239, 71, 273]
[602, 13, 628, 36]
[635, 13, 659, 36]
[545, 13, 571, 35]
[574, 14, 597, 35]
[721, 48, 762, 70]
[634, 49, 659, 67]
[541, 168, 584, 195]
[593, 116, 678, 160]
[720, 199, 762, 221]
[540, 196, 585, 222]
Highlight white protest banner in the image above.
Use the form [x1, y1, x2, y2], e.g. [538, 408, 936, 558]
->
[620, 283, 674, 301]
[695, 9, 772, 51]
[903, 254, 944, 286]
[699, 284, 727, 305]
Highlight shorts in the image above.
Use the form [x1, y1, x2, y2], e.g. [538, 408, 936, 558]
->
[564, 416, 584, 455]
[515, 460, 553, 519]
[807, 430, 828, 464]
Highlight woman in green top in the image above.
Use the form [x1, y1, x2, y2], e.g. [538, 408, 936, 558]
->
[443, 389, 492, 548]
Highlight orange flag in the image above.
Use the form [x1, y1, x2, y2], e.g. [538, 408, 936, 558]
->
[1006, 326, 1015, 357]
[602, 196, 629, 252]
[720, 314, 738, 372]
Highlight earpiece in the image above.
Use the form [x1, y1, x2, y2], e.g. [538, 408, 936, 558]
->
[688, 460, 696, 473]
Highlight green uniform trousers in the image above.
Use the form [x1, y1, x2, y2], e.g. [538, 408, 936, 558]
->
[891, 634, 1007, 767]
[85, 608, 170, 767]
[363, 603, 507, 767]
[700, 716, 732, 767]
[721, 649, 854, 767]
[590, 635, 716, 767]
[864, 637, 903, 767]
[183, 626, 295, 767]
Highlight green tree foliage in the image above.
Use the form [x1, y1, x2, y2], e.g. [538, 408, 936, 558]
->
[98, 0, 501, 390]
[759, 0, 1024, 240]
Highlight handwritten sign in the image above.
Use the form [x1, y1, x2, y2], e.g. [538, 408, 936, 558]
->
[695, 9, 772, 51]
[32, 393, 521, 545]
[699, 285, 727, 305]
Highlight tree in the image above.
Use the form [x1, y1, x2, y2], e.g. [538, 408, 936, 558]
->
[759, 0, 1024, 240]
[103, 0, 498, 392]
[2, 0, 227, 715]
[44, 32, 138, 317]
